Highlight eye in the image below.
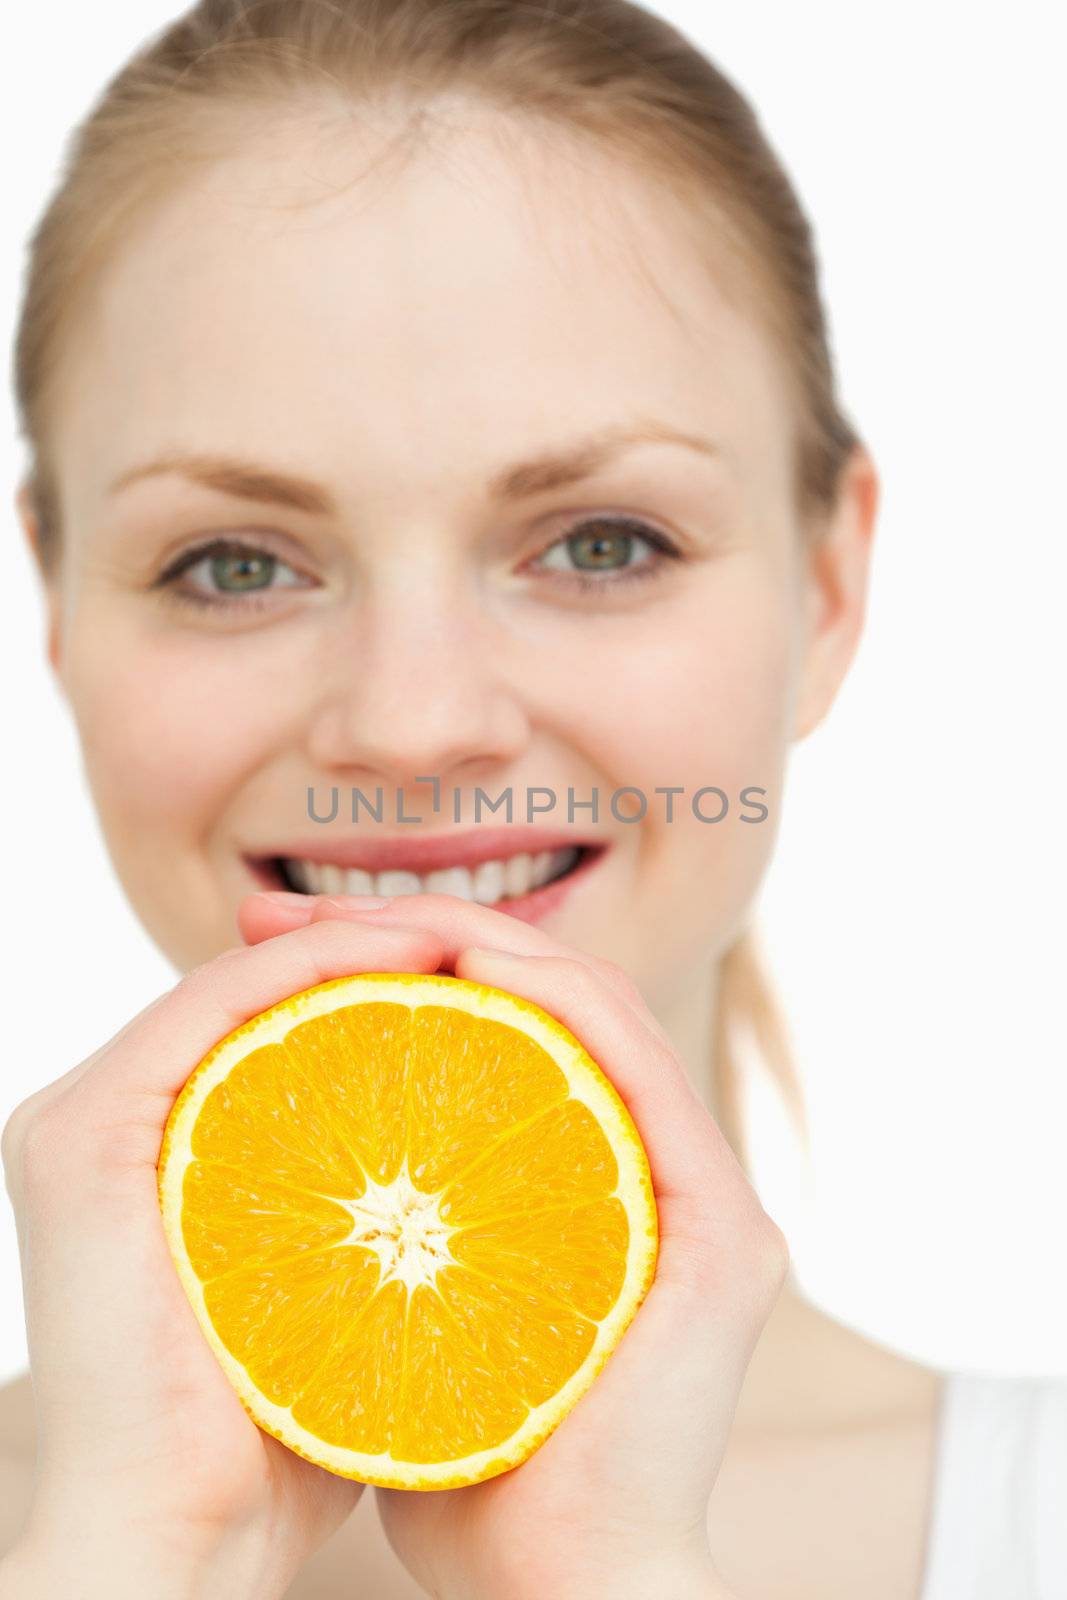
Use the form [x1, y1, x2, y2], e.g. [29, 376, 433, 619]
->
[152, 538, 311, 608]
[532, 516, 682, 589]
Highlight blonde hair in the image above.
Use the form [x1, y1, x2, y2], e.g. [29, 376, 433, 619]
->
[12, 0, 857, 1168]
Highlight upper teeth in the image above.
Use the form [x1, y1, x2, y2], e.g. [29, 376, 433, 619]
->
[285, 847, 581, 903]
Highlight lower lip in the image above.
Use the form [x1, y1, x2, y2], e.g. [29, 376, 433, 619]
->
[247, 848, 607, 925]
[491, 846, 607, 925]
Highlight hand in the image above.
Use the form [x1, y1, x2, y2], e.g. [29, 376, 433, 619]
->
[0, 915, 451, 1600]
[241, 890, 789, 1600]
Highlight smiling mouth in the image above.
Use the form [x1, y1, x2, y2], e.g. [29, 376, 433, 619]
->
[257, 845, 603, 906]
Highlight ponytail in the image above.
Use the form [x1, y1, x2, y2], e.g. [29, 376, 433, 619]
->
[712, 927, 807, 1173]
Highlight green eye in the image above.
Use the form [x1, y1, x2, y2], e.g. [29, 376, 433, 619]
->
[209, 551, 276, 591]
[567, 529, 637, 569]
[536, 517, 680, 584]
[153, 538, 308, 609]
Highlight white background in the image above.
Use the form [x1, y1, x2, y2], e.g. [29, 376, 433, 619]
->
[1, 2, 1064, 1382]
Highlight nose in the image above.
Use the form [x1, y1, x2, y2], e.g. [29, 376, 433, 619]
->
[302, 572, 530, 790]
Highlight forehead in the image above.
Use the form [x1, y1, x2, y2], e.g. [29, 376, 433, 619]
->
[51, 104, 795, 515]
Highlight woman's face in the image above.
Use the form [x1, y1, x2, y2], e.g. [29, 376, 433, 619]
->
[29, 105, 869, 1018]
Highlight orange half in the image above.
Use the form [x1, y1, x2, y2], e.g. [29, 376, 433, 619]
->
[157, 971, 659, 1489]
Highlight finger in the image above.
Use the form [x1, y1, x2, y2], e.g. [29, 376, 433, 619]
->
[237, 890, 326, 945]
[305, 889, 563, 962]
[4, 919, 446, 1189]
[269, 889, 672, 1042]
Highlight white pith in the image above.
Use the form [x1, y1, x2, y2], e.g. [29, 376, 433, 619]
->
[341, 1157, 457, 1292]
[284, 846, 581, 900]
[157, 972, 658, 1489]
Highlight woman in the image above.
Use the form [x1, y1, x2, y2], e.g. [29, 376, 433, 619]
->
[1, 2, 1061, 1596]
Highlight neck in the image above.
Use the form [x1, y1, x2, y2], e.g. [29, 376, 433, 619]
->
[652, 952, 722, 1115]
[652, 951, 749, 1167]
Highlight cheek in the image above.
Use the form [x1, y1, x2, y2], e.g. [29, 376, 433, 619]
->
[577, 563, 796, 801]
[64, 616, 289, 845]
[577, 563, 797, 973]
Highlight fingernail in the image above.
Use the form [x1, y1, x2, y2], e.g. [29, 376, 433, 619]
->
[466, 946, 521, 960]
[256, 891, 310, 905]
[323, 895, 393, 910]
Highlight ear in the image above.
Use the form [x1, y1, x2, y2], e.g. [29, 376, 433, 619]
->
[16, 480, 64, 677]
[791, 446, 879, 742]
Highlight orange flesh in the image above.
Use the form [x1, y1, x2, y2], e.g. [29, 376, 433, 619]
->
[180, 1001, 632, 1464]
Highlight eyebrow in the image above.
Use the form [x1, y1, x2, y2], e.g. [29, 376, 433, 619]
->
[106, 420, 719, 514]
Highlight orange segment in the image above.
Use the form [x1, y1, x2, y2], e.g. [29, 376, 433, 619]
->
[205, 1245, 381, 1409]
[439, 1097, 619, 1226]
[282, 1002, 411, 1185]
[157, 970, 658, 1489]
[292, 1277, 409, 1455]
[435, 1263, 597, 1407]
[450, 1197, 631, 1322]
[181, 1163, 355, 1279]
[191, 1043, 368, 1200]
[391, 1283, 529, 1463]
[406, 1005, 569, 1191]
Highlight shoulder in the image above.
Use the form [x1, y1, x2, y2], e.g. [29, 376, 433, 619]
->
[922, 1371, 1067, 1600]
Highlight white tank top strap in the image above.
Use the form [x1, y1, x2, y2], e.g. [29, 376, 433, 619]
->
[919, 1370, 1067, 1599]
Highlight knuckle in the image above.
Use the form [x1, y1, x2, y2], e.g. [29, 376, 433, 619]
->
[544, 952, 633, 1000]
[2, 1090, 52, 1171]
[0, 1102, 27, 1179]
[199, 941, 249, 974]
[3, 1098, 66, 1194]
[581, 957, 663, 1030]
[532, 952, 590, 979]
[175, 956, 221, 998]
[177, 945, 249, 1000]
[756, 1209, 792, 1289]
[1, 1096, 26, 1149]
[682, 1203, 789, 1305]
[554, 955, 611, 1001]
[594, 955, 642, 997]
